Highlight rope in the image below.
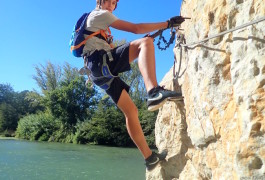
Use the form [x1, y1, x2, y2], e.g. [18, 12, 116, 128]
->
[181, 16, 265, 48]
[173, 34, 186, 79]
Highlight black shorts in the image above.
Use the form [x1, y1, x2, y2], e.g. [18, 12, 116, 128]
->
[86, 43, 131, 104]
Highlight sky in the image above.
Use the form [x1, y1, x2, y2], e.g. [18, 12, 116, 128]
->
[0, 0, 182, 92]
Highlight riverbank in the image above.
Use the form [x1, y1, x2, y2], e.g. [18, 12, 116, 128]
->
[0, 136, 18, 140]
[0, 130, 16, 138]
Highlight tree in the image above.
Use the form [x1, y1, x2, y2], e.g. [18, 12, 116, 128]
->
[0, 84, 14, 104]
[61, 62, 80, 86]
[13, 90, 34, 119]
[75, 99, 133, 146]
[33, 61, 99, 125]
[0, 103, 18, 132]
[0, 84, 18, 132]
[0, 84, 45, 133]
[33, 61, 61, 94]
[24, 91, 45, 114]
[44, 75, 98, 125]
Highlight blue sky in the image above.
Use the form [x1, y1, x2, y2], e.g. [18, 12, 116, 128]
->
[0, 0, 182, 92]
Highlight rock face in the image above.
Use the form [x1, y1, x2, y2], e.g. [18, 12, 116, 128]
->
[147, 0, 265, 179]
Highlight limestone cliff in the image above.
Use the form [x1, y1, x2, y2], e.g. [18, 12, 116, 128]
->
[147, 0, 265, 179]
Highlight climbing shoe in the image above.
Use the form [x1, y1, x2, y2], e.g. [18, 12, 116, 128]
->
[147, 86, 183, 111]
[145, 150, 168, 171]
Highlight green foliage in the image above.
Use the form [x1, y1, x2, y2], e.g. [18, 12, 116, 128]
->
[0, 103, 18, 131]
[16, 112, 59, 141]
[0, 85, 46, 134]
[33, 61, 62, 94]
[113, 39, 126, 47]
[74, 99, 133, 146]
[77, 98, 157, 147]
[44, 76, 98, 125]
[13, 90, 42, 119]
[51, 123, 75, 143]
[60, 62, 80, 86]
[0, 84, 41, 133]
[0, 129, 15, 137]
[33, 61, 99, 126]
[73, 120, 91, 144]
[24, 91, 45, 114]
[3, 57, 158, 147]
[0, 84, 14, 104]
[13, 90, 30, 118]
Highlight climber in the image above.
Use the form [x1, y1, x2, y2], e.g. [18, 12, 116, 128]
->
[80, 0, 185, 170]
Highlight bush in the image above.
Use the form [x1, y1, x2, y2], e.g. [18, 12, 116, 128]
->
[73, 100, 134, 147]
[73, 120, 92, 144]
[51, 123, 75, 143]
[16, 112, 60, 141]
[74, 119, 109, 145]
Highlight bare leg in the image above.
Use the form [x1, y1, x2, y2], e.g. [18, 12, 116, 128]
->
[118, 37, 160, 158]
[129, 37, 158, 92]
[117, 89, 152, 159]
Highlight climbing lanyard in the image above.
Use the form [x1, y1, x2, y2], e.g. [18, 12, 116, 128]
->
[146, 27, 179, 51]
[157, 28, 177, 51]
[146, 17, 191, 51]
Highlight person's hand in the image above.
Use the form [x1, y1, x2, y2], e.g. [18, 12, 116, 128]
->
[167, 16, 185, 28]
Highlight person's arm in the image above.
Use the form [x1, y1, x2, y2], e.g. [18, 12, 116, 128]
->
[110, 19, 168, 34]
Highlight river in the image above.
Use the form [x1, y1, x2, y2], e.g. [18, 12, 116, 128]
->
[0, 138, 145, 180]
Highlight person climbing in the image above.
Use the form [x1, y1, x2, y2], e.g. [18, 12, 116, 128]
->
[79, 0, 184, 170]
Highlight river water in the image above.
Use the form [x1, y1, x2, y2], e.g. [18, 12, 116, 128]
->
[0, 139, 145, 180]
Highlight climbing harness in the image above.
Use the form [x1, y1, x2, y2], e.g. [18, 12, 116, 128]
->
[79, 50, 118, 90]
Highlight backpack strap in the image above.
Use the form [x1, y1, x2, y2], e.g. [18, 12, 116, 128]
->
[99, 28, 114, 48]
[70, 30, 101, 52]
[73, 28, 113, 51]
[84, 29, 106, 41]
[70, 29, 112, 52]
